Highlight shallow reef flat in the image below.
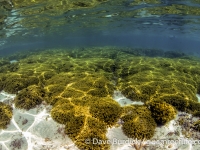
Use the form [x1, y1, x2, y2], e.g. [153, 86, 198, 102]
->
[0, 46, 200, 150]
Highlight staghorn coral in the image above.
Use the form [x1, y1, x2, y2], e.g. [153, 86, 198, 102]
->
[51, 99, 75, 124]
[1, 47, 200, 149]
[0, 58, 10, 66]
[71, 95, 97, 106]
[0, 61, 19, 73]
[121, 105, 156, 140]
[0, 102, 13, 129]
[193, 120, 200, 131]
[44, 84, 66, 100]
[90, 97, 122, 126]
[1, 73, 29, 94]
[116, 54, 200, 114]
[73, 116, 109, 150]
[48, 86, 118, 149]
[0, 74, 4, 91]
[61, 88, 84, 98]
[147, 100, 177, 125]
[187, 100, 200, 115]
[65, 115, 85, 140]
[14, 85, 45, 110]
[158, 95, 188, 111]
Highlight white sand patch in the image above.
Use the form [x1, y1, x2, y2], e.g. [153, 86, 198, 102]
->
[107, 112, 200, 150]
[1, 91, 200, 150]
[113, 90, 144, 106]
[107, 92, 200, 150]
[10, 60, 18, 64]
[0, 91, 15, 104]
[197, 94, 200, 102]
[0, 91, 78, 150]
[106, 126, 135, 150]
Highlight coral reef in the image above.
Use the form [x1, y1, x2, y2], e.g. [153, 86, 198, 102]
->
[14, 85, 45, 110]
[1, 47, 200, 149]
[0, 58, 10, 66]
[164, 51, 186, 58]
[44, 70, 114, 106]
[51, 100, 75, 124]
[51, 96, 122, 149]
[121, 105, 156, 140]
[89, 98, 122, 126]
[187, 100, 200, 116]
[65, 115, 85, 140]
[73, 116, 109, 150]
[116, 53, 200, 116]
[193, 120, 200, 131]
[0, 102, 13, 129]
[0, 61, 19, 73]
[158, 95, 188, 111]
[1, 73, 29, 94]
[147, 100, 177, 125]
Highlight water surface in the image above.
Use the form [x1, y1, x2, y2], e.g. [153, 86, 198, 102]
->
[0, 0, 200, 55]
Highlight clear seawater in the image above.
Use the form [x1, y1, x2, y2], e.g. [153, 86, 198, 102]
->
[1, 1, 200, 150]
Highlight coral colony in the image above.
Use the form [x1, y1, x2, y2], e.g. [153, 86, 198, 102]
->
[0, 47, 200, 149]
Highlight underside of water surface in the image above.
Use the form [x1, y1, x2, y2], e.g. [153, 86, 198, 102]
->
[1, 0, 200, 55]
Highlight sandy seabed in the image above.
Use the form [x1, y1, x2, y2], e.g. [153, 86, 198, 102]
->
[0, 91, 200, 150]
[0, 91, 78, 150]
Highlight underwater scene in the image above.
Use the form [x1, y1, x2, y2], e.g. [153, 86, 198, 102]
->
[1, 0, 200, 150]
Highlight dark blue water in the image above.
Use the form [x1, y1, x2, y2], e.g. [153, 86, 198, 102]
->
[1, 30, 200, 56]
[1, 0, 200, 56]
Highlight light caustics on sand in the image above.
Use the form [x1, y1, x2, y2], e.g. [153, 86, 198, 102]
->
[109, 92, 200, 150]
[1, 91, 200, 150]
[0, 91, 78, 150]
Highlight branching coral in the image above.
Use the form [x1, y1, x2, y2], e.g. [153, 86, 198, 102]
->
[147, 100, 177, 125]
[89, 98, 122, 126]
[2, 73, 28, 94]
[51, 99, 75, 124]
[193, 120, 200, 131]
[0, 102, 13, 129]
[121, 105, 156, 140]
[158, 95, 188, 111]
[1, 47, 200, 149]
[14, 85, 45, 110]
[73, 116, 109, 150]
